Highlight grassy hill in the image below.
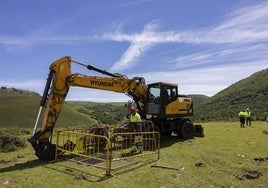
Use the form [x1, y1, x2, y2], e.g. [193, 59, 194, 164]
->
[0, 87, 40, 127]
[194, 68, 268, 122]
[1, 68, 267, 127]
[188, 94, 210, 108]
[74, 102, 128, 125]
[0, 87, 95, 129]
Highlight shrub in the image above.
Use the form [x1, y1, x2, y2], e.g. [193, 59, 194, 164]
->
[0, 133, 25, 152]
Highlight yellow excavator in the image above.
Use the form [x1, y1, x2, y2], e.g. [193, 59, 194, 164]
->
[28, 56, 203, 161]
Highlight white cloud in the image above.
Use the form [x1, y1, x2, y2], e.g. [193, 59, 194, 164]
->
[98, 1, 268, 73]
[2, 1, 268, 102]
[2, 59, 266, 102]
[170, 43, 268, 70]
[2, 1, 268, 49]
[63, 60, 267, 101]
[2, 2, 268, 57]
[130, 60, 267, 97]
[215, 2, 268, 31]
[108, 22, 159, 72]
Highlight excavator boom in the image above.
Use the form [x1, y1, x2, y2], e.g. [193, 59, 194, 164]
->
[28, 56, 203, 161]
[28, 56, 148, 160]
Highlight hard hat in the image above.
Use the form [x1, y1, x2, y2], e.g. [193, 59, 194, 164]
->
[129, 107, 136, 114]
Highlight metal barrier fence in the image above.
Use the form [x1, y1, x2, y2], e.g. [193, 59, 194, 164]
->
[55, 121, 160, 175]
[55, 130, 111, 174]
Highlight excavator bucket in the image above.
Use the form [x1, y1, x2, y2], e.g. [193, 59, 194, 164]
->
[35, 142, 56, 161]
[28, 138, 56, 161]
[28, 130, 56, 161]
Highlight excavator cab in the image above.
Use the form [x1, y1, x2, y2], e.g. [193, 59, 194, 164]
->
[147, 82, 178, 116]
[146, 82, 193, 118]
[146, 82, 200, 138]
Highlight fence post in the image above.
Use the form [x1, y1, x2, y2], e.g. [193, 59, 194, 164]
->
[106, 139, 112, 176]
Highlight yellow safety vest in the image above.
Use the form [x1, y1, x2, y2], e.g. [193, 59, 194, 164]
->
[238, 111, 247, 117]
[130, 113, 141, 122]
[245, 111, 251, 118]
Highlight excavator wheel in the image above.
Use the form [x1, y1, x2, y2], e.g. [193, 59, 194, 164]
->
[180, 121, 194, 138]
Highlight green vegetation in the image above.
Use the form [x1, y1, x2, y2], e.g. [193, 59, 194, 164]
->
[194, 68, 268, 122]
[1, 68, 267, 128]
[188, 94, 210, 108]
[0, 87, 39, 97]
[1, 68, 268, 187]
[76, 102, 127, 125]
[0, 87, 41, 127]
[0, 87, 96, 128]
[57, 102, 96, 128]
[1, 122, 268, 187]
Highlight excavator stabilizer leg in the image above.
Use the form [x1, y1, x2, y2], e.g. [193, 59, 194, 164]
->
[194, 125, 205, 137]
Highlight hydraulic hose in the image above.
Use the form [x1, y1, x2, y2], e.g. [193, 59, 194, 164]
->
[40, 70, 53, 106]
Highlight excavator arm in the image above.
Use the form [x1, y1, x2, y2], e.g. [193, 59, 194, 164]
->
[28, 56, 148, 161]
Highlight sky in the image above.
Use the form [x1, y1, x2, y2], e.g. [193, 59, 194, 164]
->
[0, 0, 268, 102]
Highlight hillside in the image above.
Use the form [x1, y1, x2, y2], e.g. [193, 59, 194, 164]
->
[1, 68, 267, 126]
[74, 102, 128, 125]
[0, 87, 95, 128]
[188, 94, 210, 108]
[0, 87, 41, 127]
[194, 68, 268, 122]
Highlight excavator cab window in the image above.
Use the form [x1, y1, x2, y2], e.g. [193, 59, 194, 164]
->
[148, 86, 160, 103]
[147, 83, 178, 115]
[160, 84, 177, 106]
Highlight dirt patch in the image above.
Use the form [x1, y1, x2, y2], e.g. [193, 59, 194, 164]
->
[254, 157, 268, 162]
[0, 180, 11, 186]
[195, 162, 206, 167]
[238, 170, 263, 180]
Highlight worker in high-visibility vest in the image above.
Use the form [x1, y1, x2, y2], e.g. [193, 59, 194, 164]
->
[129, 107, 141, 122]
[245, 108, 252, 126]
[238, 110, 247, 128]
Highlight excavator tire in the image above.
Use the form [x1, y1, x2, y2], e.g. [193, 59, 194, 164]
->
[180, 121, 194, 138]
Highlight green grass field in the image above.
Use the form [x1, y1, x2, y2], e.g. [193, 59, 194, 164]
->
[1, 121, 268, 187]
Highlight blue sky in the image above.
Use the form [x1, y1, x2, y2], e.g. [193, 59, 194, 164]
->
[0, 0, 267, 102]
